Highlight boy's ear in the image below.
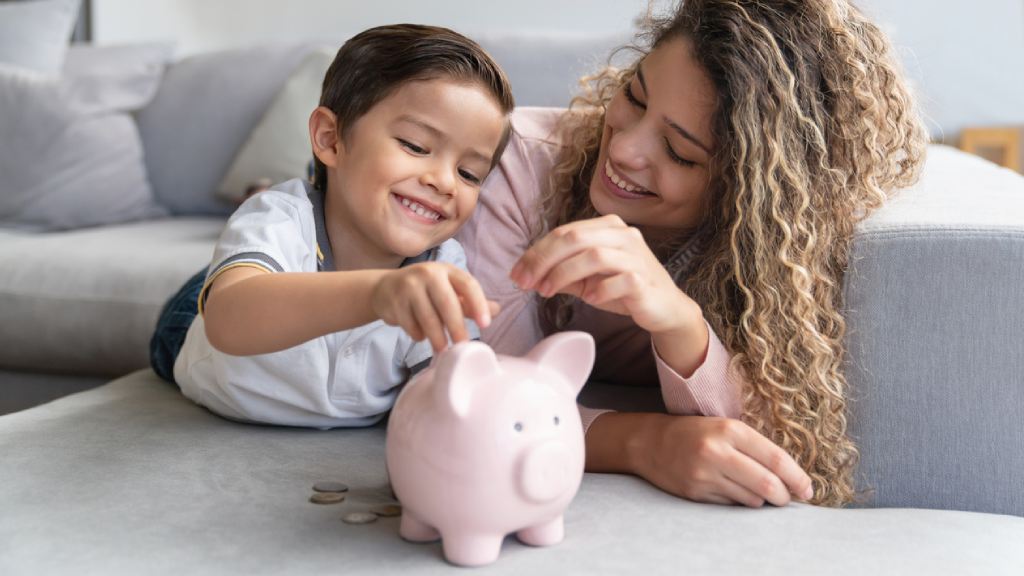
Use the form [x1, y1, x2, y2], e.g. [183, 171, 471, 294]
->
[309, 106, 342, 167]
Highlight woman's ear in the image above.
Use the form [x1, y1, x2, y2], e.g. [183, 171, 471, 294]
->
[309, 106, 342, 168]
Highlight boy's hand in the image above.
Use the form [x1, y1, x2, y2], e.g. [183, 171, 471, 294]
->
[371, 263, 500, 353]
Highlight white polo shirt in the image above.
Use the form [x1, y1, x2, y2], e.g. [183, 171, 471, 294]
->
[174, 179, 473, 428]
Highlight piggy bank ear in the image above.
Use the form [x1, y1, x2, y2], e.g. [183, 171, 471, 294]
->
[433, 340, 500, 419]
[525, 331, 595, 397]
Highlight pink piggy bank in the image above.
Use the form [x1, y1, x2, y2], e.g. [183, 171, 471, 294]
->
[385, 331, 595, 566]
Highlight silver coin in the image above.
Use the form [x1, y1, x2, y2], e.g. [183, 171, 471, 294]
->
[309, 492, 346, 505]
[342, 512, 379, 525]
[312, 481, 349, 493]
[369, 504, 402, 517]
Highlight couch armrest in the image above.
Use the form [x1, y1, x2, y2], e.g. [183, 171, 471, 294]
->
[845, 145, 1024, 515]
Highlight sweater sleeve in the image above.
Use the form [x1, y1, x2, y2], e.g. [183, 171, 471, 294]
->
[653, 321, 743, 418]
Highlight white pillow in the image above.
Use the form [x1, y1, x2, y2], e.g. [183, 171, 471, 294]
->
[216, 47, 335, 203]
[0, 0, 80, 75]
[0, 47, 171, 231]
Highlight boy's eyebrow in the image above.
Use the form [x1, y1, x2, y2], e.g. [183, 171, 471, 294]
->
[396, 115, 492, 164]
[636, 65, 712, 154]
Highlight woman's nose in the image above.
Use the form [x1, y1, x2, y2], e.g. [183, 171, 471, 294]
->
[607, 121, 652, 172]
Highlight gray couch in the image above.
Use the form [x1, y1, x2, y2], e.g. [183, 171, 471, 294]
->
[2, 36, 1023, 574]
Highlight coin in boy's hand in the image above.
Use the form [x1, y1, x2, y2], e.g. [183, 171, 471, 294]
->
[370, 504, 402, 517]
[342, 512, 379, 525]
[309, 492, 346, 505]
[313, 481, 349, 493]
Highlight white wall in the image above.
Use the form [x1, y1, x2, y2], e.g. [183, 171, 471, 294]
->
[857, 0, 1024, 139]
[92, 0, 1024, 137]
[92, 0, 653, 55]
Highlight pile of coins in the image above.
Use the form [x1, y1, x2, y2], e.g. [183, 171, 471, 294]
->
[308, 481, 402, 525]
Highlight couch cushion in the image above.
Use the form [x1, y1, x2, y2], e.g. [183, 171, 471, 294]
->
[137, 45, 316, 216]
[0, 218, 223, 376]
[846, 145, 1024, 516]
[1, 370, 1021, 575]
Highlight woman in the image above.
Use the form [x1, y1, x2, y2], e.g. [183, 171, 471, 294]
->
[456, 0, 926, 507]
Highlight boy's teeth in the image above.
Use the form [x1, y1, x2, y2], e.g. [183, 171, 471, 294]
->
[605, 160, 647, 194]
[399, 197, 441, 221]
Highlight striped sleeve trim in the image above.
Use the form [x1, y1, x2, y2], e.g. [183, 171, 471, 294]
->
[196, 252, 283, 316]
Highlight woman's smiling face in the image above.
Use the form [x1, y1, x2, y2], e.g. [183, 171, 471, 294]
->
[589, 36, 718, 238]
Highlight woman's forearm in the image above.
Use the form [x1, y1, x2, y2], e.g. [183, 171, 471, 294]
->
[204, 269, 389, 356]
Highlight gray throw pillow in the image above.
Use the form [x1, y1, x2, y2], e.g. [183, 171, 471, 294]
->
[136, 44, 316, 216]
[0, 0, 79, 75]
[0, 45, 172, 230]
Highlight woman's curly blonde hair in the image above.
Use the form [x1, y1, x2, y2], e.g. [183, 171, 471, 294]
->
[541, 0, 927, 506]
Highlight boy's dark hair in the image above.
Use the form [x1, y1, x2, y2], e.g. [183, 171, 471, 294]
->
[313, 24, 515, 192]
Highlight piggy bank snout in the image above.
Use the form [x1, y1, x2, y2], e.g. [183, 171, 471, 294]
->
[518, 441, 578, 504]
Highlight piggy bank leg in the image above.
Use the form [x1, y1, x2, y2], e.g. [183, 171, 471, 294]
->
[516, 515, 564, 547]
[441, 532, 504, 567]
[399, 512, 440, 543]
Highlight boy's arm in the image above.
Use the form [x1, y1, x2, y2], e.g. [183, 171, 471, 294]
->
[203, 266, 389, 356]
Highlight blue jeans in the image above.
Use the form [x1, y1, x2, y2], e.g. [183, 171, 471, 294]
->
[149, 269, 206, 384]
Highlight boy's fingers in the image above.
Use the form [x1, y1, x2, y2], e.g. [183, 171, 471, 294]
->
[410, 293, 447, 353]
[394, 301, 423, 341]
[427, 280, 468, 345]
[448, 269, 492, 327]
[487, 300, 501, 317]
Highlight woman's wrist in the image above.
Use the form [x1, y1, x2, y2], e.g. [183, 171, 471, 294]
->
[585, 411, 667, 477]
[650, 296, 709, 378]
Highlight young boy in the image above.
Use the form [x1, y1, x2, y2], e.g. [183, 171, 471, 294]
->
[150, 24, 514, 428]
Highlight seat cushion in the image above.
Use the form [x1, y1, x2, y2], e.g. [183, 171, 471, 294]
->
[1, 370, 1021, 575]
[0, 218, 223, 376]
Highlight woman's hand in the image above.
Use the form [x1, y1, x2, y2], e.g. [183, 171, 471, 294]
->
[509, 215, 695, 336]
[372, 263, 499, 353]
[587, 412, 814, 507]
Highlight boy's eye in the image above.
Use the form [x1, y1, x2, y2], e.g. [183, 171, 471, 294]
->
[458, 168, 482, 185]
[398, 139, 427, 154]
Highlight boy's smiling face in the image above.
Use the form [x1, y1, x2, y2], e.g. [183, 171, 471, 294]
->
[311, 79, 506, 270]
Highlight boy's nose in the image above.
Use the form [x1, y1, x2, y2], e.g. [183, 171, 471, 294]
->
[420, 165, 457, 196]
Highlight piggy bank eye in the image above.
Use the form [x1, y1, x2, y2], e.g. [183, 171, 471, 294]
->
[553, 416, 560, 426]
[514, 422, 523, 432]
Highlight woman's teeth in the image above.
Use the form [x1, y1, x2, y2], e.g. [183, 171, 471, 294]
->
[400, 197, 442, 221]
[605, 160, 649, 194]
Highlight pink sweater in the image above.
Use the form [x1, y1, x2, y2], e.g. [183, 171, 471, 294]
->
[455, 108, 743, 431]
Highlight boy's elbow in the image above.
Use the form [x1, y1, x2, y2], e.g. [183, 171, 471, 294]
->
[204, 311, 244, 356]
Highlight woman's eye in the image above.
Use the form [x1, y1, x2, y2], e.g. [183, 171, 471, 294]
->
[458, 168, 482, 185]
[623, 83, 646, 109]
[398, 139, 427, 154]
[663, 138, 697, 167]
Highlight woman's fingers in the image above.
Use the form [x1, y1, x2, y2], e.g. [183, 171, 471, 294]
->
[733, 425, 814, 501]
[722, 454, 792, 507]
[511, 217, 636, 290]
[714, 476, 767, 508]
[533, 247, 626, 298]
[579, 271, 642, 307]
